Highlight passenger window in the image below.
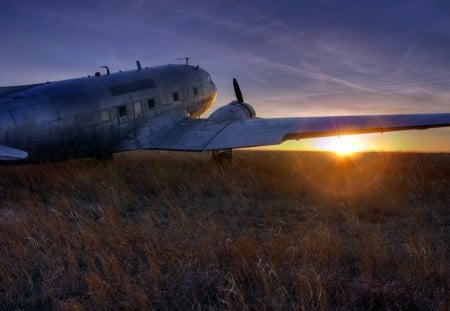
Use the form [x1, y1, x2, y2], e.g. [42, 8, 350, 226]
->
[118, 105, 128, 124]
[119, 106, 127, 116]
[148, 99, 155, 109]
[193, 87, 198, 96]
[118, 105, 127, 116]
[173, 92, 179, 101]
[101, 110, 110, 122]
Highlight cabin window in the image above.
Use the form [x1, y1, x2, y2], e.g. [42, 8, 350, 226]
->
[148, 99, 155, 109]
[193, 87, 198, 96]
[118, 105, 127, 116]
[118, 105, 127, 124]
[133, 101, 142, 118]
[173, 92, 179, 101]
[101, 110, 110, 122]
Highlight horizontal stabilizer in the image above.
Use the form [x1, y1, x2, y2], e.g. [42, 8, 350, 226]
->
[0, 144, 28, 160]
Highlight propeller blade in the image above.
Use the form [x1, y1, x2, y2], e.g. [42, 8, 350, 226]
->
[233, 78, 244, 103]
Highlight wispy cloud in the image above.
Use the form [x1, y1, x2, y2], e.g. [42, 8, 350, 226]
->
[1, 0, 449, 116]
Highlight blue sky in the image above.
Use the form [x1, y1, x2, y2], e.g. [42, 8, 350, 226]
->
[1, 0, 450, 151]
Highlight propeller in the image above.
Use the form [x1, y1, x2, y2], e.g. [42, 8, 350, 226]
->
[232, 78, 256, 118]
[233, 78, 244, 103]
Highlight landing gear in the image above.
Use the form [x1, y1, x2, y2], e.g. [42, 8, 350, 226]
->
[212, 149, 232, 161]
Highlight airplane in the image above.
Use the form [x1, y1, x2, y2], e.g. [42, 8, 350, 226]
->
[1, 60, 450, 162]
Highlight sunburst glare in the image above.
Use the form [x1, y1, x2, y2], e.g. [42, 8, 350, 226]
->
[314, 135, 373, 156]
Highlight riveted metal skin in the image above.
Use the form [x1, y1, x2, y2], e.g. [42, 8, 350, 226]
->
[0, 65, 217, 161]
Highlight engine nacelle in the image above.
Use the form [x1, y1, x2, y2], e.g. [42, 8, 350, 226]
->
[208, 101, 256, 123]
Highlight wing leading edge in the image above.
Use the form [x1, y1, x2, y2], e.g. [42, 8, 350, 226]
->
[145, 113, 450, 151]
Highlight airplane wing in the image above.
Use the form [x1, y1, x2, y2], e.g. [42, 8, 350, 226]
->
[119, 113, 450, 151]
[0, 144, 28, 160]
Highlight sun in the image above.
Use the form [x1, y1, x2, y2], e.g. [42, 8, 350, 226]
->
[314, 135, 371, 156]
[332, 136, 363, 156]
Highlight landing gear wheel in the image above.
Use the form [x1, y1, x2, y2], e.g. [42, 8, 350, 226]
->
[212, 149, 232, 161]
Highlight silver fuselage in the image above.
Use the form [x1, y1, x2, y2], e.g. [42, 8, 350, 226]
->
[0, 65, 217, 160]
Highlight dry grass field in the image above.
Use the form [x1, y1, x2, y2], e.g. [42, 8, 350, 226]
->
[0, 151, 448, 310]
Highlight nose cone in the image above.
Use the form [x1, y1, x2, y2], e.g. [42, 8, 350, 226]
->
[191, 82, 217, 118]
[208, 82, 218, 109]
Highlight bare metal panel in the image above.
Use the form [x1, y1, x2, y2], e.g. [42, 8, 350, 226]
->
[0, 83, 44, 96]
[156, 119, 229, 151]
[11, 104, 59, 127]
[116, 108, 189, 152]
[109, 79, 156, 96]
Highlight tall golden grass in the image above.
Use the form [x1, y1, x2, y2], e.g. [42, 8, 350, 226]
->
[0, 151, 448, 310]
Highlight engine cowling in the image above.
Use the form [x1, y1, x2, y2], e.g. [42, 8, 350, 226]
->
[208, 100, 256, 123]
